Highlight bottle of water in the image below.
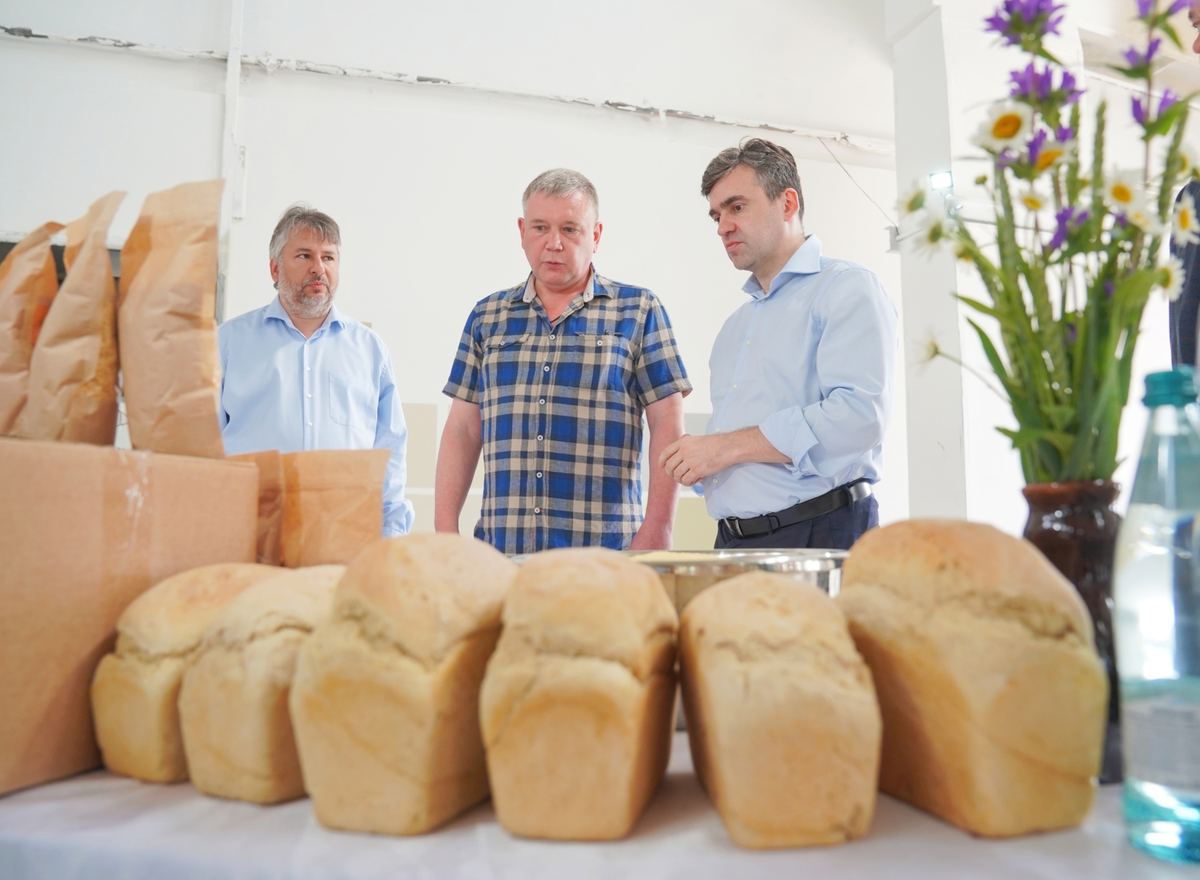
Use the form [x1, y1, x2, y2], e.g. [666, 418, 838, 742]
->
[1114, 367, 1200, 864]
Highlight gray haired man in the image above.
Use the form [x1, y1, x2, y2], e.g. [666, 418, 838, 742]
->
[435, 169, 692, 554]
[218, 203, 415, 536]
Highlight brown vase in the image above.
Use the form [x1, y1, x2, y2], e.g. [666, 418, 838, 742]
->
[1021, 480, 1122, 783]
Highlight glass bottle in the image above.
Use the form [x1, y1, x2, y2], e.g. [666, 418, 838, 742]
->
[1113, 366, 1200, 864]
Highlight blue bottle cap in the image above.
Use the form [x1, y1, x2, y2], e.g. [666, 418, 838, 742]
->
[1143, 366, 1198, 408]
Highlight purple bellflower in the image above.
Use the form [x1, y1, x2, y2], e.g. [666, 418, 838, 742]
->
[985, 0, 1067, 45]
[1049, 206, 1089, 251]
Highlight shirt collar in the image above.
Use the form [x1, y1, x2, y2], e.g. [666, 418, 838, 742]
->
[741, 235, 823, 301]
[264, 295, 346, 335]
[509, 267, 612, 305]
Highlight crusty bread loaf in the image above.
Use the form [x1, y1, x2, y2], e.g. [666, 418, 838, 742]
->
[836, 519, 1108, 837]
[179, 565, 344, 804]
[290, 534, 516, 835]
[90, 563, 281, 782]
[480, 548, 679, 841]
[680, 572, 880, 848]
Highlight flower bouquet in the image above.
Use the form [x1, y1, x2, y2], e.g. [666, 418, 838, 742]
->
[902, 0, 1197, 486]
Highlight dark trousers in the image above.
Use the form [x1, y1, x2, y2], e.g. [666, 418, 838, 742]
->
[715, 494, 879, 551]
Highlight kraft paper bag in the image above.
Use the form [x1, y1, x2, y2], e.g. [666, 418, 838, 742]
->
[230, 449, 286, 566]
[280, 449, 390, 568]
[0, 222, 64, 434]
[16, 192, 125, 444]
[118, 180, 225, 458]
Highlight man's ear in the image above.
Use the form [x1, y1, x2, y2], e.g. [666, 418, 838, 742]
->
[517, 217, 526, 242]
[782, 189, 801, 223]
[269, 258, 280, 284]
[592, 221, 603, 252]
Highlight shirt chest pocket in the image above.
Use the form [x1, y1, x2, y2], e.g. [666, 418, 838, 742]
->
[481, 334, 532, 395]
[327, 371, 376, 432]
[567, 332, 632, 394]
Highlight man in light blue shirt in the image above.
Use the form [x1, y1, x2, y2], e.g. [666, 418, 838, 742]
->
[660, 139, 897, 549]
[218, 204, 414, 537]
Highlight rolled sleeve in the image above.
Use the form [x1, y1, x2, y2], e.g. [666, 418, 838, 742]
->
[442, 311, 483, 404]
[761, 268, 896, 477]
[633, 294, 692, 406]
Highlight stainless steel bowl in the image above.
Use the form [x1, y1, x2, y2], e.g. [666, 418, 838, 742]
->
[627, 549, 847, 611]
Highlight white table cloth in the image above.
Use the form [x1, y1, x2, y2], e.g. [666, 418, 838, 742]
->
[0, 733, 1193, 880]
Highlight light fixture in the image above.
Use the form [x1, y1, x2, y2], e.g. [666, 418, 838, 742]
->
[929, 170, 954, 191]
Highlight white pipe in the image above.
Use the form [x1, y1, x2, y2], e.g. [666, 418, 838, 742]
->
[0, 24, 895, 157]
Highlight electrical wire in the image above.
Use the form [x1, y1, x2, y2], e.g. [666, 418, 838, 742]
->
[817, 137, 898, 228]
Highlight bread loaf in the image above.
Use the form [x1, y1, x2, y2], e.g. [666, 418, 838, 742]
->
[178, 565, 344, 804]
[680, 572, 880, 848]
[290, 534, 516, 834]
[90, 563, 281, 782]
[836, 519, 1107, 837]
[480, 548, 678, 841]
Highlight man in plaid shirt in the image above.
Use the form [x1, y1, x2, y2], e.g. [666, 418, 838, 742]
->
[435, 169, 692, 554]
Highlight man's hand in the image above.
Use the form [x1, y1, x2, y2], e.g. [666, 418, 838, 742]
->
[659, 427, 791, 486]
[658, 433, 732, 486]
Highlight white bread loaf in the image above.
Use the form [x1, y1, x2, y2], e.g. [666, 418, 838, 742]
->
[90, 563, 281, 782]
[836, 519, 1107, 837]
[680, 572, 880, 848]
[178, 565, 344, 804]
[480, 548, 678, 841]
[290, 534, 516, 835]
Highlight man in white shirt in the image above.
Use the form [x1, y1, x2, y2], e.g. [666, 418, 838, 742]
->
[659, 139, 897, 549]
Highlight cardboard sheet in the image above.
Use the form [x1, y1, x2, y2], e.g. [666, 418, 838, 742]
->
[280, 449, 389, 567]
[0, 438, 258, 796]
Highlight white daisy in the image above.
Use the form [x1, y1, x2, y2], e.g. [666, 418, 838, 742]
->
[1158, 254, 1186, 301]
[1178, 144, 1200, 181]
[973, 102, 1033, 153]
[1103, 169, 1147, 215]
[897, 181, 927, 216]
[1034, 139, 1075, 174]
[905, 202, 954, 258]
[1127, 204, 1165, 237]
[1172, 190, 1200, 247]
[1019, 186, 1052, 213]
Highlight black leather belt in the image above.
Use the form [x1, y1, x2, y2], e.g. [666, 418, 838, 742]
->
[721, 479, 873, 539]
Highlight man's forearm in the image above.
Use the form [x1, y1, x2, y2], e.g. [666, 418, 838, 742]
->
[631, 393, 684, 550]
[434, 403, 482, 532]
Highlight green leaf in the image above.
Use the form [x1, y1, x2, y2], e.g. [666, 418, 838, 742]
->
[998, 427, 1076, 459]
[1160, 21, 1184, 52]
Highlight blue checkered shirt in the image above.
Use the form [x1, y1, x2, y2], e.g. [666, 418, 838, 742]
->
[444, 271, 691, 554]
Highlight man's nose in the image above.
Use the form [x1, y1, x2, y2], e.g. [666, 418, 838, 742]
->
[547, 232, 564, 250]
[717, 215, 734, 237]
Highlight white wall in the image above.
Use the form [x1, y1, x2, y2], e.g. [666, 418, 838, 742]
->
[0, 0, 910, 540]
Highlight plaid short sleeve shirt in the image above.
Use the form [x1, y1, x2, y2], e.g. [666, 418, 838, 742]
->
[444, 270, 691, 555]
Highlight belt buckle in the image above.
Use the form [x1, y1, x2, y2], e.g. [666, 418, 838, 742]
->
[729, 517, 744, 538]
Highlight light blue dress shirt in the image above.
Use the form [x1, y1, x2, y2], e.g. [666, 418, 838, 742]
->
[218, 297, 415, 537]
[703, 236, 898, 521]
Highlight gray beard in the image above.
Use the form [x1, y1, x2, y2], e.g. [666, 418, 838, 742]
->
[278, 276, 335, 320]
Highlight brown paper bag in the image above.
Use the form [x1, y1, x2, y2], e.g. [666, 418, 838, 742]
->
[230, 449, 286, 566]
[280, 449, 390, 568]
[118, 180, 225, 458]
[16, 191, 125, 444]
[0, 222, 65, 434]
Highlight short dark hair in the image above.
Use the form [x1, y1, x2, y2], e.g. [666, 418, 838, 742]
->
[269, 203, 341, 263]
[701, 138, 804, 222]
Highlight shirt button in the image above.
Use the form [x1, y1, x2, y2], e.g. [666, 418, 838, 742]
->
[713, 478, 719, 484]
[732, 384, 738, 389]
[544, 365, 550, 372]
[597, 339, 603, 346]
[536, 472, 543, 478]
[306, 366, 311, 371]
[306, 393, 312, 399]
[549, 334, 555, 340]
[307, 421, 313, 427]
[539, 398, 546, 405]
[534, 507, 542, 514]
[537, 434, 544, 441]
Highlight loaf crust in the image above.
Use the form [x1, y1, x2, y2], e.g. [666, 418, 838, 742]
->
[480, 548, 678, 841]
[680, 572, 880, 848]
[290, 534, 516, 834]
[90, 563, 281, 782]
[179, 565, 344, 804]
[836, 519, 1107, 837]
